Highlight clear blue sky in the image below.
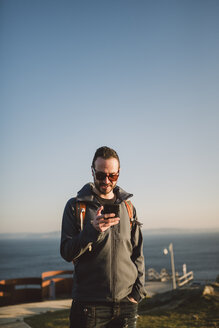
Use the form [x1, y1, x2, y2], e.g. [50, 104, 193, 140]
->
[1, 0, 219, 233]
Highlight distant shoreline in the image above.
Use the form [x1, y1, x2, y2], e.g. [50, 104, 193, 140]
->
[0, 228, 219, 239]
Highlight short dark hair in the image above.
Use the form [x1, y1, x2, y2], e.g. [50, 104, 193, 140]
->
[92, 146, 120, 169]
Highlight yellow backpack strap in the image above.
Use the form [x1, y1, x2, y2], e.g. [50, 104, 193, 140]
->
[76, 202, 86, 230]
[124, 200, 134, 228]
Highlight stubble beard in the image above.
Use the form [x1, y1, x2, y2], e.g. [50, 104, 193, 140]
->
[94, 180, 115, 195]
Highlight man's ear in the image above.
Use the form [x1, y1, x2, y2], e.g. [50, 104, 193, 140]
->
[91, 166, 94, 177]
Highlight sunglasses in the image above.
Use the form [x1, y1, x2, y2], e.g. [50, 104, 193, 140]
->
[93, 169, 119, 182]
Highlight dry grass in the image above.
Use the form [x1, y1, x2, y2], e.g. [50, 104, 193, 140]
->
[25, 288, 219, 328]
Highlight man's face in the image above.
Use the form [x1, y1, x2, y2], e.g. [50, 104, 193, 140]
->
[92, 157, 120, 196]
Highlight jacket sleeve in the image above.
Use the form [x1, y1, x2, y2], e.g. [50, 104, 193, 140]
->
[60, 199, 104, 262]
[129, 206, 147, 302]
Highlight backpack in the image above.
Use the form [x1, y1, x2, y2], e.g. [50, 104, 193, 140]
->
[75, 200, 138, 231]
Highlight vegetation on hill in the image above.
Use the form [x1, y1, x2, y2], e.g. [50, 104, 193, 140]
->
[25, 286, 219, 328]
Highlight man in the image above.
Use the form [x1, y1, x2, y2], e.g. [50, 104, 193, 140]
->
[60, 146, 146, 328]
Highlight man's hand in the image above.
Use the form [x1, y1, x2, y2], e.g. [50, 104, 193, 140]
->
[91, 206, 120, 232]
[127, 296, 138, 304]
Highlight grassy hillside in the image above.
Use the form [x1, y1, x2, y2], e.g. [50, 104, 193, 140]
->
[25, 286, 219, 328]
[137, 286, 219, 327]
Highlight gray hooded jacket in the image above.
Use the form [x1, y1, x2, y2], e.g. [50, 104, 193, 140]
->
[60, 183, 146, 303]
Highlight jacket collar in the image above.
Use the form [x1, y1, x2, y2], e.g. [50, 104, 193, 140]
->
[76, 183, 133, 203]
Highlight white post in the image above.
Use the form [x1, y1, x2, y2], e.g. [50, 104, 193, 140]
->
[169, 243, 177, 290]
[183, 264, 187, 276]
[49, 280, 55, 300]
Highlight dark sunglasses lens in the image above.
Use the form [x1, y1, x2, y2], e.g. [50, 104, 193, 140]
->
[95, 172, 107, 180]
[108, 174, 118, 181]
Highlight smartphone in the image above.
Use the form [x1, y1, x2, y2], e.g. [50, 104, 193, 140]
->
[102, 204, 119, 217]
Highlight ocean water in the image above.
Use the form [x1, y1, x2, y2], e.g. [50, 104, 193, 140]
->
[0, 232, 218, 283]
[143, 232, 219, 282]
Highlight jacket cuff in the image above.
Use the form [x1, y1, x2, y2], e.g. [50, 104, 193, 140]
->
[83, 221, 104, 243]
[90, 223, 104, 241]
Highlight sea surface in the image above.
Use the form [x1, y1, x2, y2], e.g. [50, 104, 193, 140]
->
[0, 231, 218, 283]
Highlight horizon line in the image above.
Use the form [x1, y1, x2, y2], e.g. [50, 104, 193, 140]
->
[1, 227, 219, 236]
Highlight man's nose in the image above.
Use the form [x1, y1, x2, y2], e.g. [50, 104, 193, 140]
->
[103, 175, 110, 183]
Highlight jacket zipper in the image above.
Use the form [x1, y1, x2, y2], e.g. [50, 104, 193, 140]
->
[111, 199, 122, 301]
[111, 225, 117, 302]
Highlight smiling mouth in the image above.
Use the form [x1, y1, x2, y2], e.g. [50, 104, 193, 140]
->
[100, 184, 111, 188]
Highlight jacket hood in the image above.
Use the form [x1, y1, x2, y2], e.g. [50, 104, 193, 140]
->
[76, 183, 133, 203]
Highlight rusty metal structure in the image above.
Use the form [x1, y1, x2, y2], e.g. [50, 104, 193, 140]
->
[0, 270, 73, 306]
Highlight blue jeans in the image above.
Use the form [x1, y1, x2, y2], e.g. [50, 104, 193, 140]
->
[69, 298, 138, 328]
